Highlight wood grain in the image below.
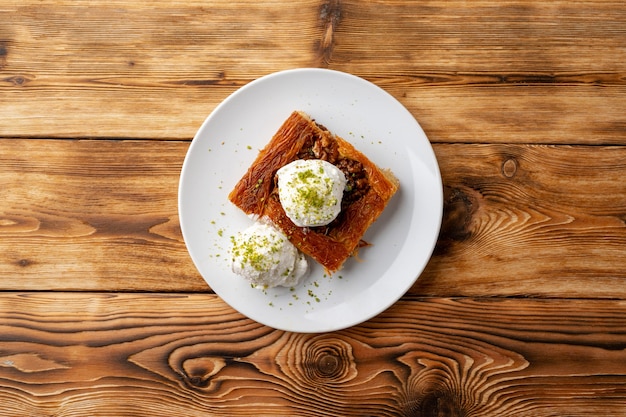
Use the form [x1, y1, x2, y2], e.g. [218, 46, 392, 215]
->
[419, 143, 626, 297]
[0, 0, 325, 138]
[0, 139, 205, 291]
[1, 139, 625, 296]
[1, 1, 625, 143]
[0, 292, 625, 416]
[2, 1, 626, 416]
[334, 1, 626, 145]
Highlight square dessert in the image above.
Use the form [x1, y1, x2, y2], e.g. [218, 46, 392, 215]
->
[228, 111, 399, 273]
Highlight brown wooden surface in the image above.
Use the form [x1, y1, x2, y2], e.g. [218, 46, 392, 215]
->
[2, 0, 626, 415]
[2, 293, 626, 416]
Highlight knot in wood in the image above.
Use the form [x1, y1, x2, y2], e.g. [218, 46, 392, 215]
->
[0, 43, 6, 69]
[317, 352, 339, 376]
[307, 347, 346, 381]
[181, 357, 227, 390]
[317, 0, 342, 64]
[4, 73, 33, 87]
[319, 0, 342, 25]
[301, 337, 357, 384]
[17, 259, 33, 267]
[502, 157, 518, 178]
[416, 389, 464, 417]
[435, 186, 477, 255]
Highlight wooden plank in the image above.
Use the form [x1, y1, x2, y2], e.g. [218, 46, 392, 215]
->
[1, 1, 625, 143]
[418, 143, 626, 297]
[0, 0, 324, 139]
[335, 1, 626, 144]
[0, 139, 206, 291]
[336, 0, 626, 72]
[1, 139, 625, 297]
[391, 84, 626, 145]
[0, 292, 625, 416]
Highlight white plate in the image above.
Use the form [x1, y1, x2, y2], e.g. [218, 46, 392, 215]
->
[179, 68, 442, 333]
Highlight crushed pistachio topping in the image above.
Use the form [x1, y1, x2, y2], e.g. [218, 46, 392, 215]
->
[231, 233, 283, 273]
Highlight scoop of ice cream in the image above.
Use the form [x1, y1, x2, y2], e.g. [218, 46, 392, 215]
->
[276, 159, 347, 227]
[231, 222, 308, 288]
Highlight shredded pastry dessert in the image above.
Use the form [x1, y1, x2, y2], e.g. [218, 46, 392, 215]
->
[229, 111, 399, 273]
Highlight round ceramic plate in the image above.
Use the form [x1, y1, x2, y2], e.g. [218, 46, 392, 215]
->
[179, 68, 442, 333]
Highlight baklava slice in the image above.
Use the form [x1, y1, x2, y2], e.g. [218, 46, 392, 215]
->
[228, 111, 399, 273]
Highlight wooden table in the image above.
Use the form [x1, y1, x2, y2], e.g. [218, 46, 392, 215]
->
[2, 1, 626, 415]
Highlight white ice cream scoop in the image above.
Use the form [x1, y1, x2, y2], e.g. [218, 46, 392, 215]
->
[231, 222, 308, 289]
[276, 159, 347, 227]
